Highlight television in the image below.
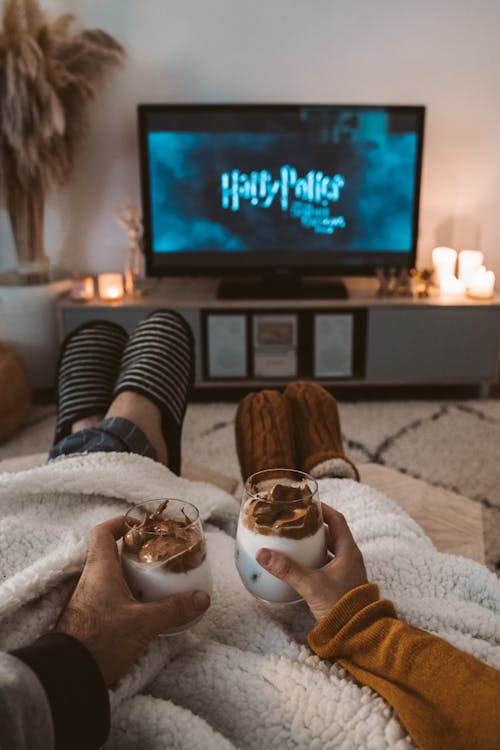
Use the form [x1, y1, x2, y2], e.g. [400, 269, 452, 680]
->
[138, 104, 425, 299]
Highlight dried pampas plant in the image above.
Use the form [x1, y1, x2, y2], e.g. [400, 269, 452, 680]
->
[0, 0, 125, 282]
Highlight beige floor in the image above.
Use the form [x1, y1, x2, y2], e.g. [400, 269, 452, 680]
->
[358, 464, 484, 564]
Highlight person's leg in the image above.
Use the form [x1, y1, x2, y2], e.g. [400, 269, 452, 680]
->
[283, 381, 359, 480]
[235, 381, 358, 481]
[105, 391, 167, 465]
[235, 390, 296, 479]
[49, 397, 162, 464]
[49, 310, 194, 473]
[111, 310, 194, 474]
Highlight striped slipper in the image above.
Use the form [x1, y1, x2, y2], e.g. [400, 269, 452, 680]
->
[54, 320, 129, 445]
[112, 310, 195, 475]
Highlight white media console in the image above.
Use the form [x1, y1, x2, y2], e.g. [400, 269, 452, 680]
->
[57, 277, 500, 397]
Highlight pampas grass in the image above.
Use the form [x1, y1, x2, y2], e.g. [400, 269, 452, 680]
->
[0, 0, 124, 281]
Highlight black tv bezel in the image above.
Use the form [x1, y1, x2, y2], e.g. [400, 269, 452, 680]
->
[138, 103, 425, 279]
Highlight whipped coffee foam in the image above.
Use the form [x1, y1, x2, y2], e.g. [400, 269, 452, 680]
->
[121, 499, 212, 612]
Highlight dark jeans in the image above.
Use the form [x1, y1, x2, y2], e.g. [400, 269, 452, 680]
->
[49, 417, 157, 461]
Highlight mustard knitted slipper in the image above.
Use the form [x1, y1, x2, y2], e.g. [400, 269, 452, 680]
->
[235, 390, 296, 481]
[284, 381, 359, 480]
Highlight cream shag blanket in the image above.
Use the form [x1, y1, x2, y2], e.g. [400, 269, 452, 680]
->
[1, 452, 499, 750]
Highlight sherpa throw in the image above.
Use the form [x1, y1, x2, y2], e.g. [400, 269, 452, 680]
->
[0, 451, 499, 749]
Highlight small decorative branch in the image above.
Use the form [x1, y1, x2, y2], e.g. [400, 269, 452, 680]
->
[116, 198, 143, 296]
[115, 199, 142, 243]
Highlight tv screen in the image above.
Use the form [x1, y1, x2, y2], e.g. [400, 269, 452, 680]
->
[139, 104, 425, 283]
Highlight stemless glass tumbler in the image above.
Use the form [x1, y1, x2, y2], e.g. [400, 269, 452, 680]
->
[235, 468, 327, 603]
[121, 498, 212, 633]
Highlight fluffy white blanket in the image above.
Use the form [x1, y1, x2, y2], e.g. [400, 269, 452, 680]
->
[1, 452, 499, 750]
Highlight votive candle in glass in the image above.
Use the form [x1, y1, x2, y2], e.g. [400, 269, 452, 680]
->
[70, 275, 94, 302]
[97, 273, 124, 301]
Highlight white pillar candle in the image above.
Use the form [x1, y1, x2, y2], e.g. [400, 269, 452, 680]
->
[440, 275, 466, 298]
[467, 267, 496, 299]
[458, 249, 484, 287]
[97, 273, 124, 301]
[432, 246, 457, 284]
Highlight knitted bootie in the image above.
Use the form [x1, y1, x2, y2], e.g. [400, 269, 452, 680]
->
[284, 381, 359, 480]
[112, 310, 194, 475]
[235, 390, 296, 481]
[54, 320, 129, 445]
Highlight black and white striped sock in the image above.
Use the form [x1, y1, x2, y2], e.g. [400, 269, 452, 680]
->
[54, 321, 129, 445]
[112, 310, 195, 475]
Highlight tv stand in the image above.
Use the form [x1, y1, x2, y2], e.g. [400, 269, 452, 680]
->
[217, 273, 348, 300]
[56, 277, 500, 399]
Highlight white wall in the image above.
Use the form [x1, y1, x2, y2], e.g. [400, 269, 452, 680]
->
[2, 0, 500, 281]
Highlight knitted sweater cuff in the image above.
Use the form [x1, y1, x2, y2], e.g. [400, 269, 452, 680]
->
[307, 583, 397, 657]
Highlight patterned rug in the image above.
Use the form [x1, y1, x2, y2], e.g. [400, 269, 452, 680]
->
[2, 399, 500, 572]
[182, 400, 500, 574]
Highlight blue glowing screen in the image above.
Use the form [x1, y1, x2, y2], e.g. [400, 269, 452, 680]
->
[145, 107, 421, 259]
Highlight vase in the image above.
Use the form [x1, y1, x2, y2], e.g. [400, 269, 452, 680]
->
[5, 184, 50, 284]
[0, 273, 71, 390]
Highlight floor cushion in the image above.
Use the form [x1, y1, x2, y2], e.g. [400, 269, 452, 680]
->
[0, 344, 32, 444]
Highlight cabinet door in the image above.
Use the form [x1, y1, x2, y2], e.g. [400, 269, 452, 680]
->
[366, 308, 500, 382]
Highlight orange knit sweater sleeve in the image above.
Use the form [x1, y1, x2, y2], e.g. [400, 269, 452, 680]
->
[307, 583, 500, 750]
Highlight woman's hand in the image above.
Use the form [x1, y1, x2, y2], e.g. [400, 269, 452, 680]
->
[56, 517, 210, 685]
[256, 504, 368, 621]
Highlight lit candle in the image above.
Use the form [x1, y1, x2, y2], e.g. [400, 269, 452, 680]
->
[440, 275, 466, 298]
[70, 275, 94, 302]
[432, 247, 457, 284]
[458, 249, 484, 287]
[98, 273, 124, 301]
[467, 266, 496, 299]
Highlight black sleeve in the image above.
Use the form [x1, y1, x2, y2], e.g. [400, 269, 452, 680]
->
[11, 632, 110, 750]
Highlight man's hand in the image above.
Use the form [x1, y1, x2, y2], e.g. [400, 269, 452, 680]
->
[256, 504, 368, 621]
[56, 517, 210, 685]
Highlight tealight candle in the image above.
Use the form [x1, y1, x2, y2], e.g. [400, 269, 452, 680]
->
[467, 266, 496, 300]
[70, 275, 94, 302]
[440, 275, 466, 298]
[432, 247, 457, 284]
[458, 250, 484, 287]
[97, 273, 124, 301]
